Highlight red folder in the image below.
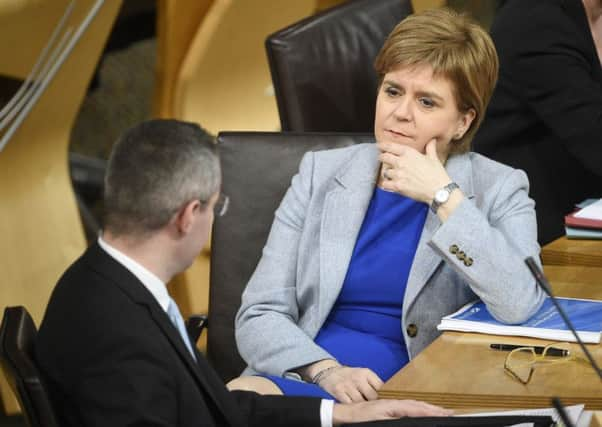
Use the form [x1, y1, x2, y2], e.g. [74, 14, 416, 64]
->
[565, 210, 602, 230]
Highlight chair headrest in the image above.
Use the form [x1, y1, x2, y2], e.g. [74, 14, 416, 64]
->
[266, 0, 413, 132]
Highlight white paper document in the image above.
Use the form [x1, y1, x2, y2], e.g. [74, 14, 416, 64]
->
[437, 297, 602, 343]
[459, 404, 584, 426]
[574, 198, 602, 220]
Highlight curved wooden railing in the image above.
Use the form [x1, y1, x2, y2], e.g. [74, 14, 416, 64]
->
[0, 0, 122, 414]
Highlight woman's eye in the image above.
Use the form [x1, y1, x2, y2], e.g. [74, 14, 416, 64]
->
[385, 87, 400, 97]
[419, 98, 435, 108]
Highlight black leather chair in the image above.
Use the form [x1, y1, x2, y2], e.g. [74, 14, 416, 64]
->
[266, 0, 413, 132]
[207, 131, 372, 381]
[0, 306, 59, 427]
[69, 152, 106, 243]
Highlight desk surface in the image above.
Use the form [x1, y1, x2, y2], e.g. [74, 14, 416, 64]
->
[379, 266, 602, 410]
[542, 237, 602, 267]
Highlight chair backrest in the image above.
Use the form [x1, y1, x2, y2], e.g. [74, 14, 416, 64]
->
[266, 0, 413, 132]
[0, 306, 59, 427]
[208, 132, 373, 381]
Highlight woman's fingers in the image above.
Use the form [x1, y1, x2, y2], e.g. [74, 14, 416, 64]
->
[320, 366, 382, 402]
[357, 381, 379, 401]
[366, 370, 384, 391]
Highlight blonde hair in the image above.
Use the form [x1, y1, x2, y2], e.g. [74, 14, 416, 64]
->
[374, 8, 498, 153]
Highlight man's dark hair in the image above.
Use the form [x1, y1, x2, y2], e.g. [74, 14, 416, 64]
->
[103, 119, 220, 237]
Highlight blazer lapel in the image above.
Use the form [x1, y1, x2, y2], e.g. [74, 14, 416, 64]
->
[319, 145, 380, 321]
[83, 243, 235, 424]
[403, 154, 475, 314]
[145, 304, 240, 425]
[146, 304, 208, 379]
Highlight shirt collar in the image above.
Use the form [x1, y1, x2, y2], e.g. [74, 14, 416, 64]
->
[98, 235, 170, 312]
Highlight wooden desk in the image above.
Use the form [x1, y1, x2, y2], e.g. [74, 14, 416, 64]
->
[542, 237, 602, 267]
[379, 266, 602, 410]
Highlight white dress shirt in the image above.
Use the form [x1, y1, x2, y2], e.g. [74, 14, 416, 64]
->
[98, 236, 170, 310]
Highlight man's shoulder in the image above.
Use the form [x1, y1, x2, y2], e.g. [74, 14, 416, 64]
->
[492, 0, 581, 54]
[38, 244, 152, 343]
[492, 0, 566, 33]
[50, 244, 121, 305]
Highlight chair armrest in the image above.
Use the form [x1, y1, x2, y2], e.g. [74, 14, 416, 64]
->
[186, 314, 208, 344]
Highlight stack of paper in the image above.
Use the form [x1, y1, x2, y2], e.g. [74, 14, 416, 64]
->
[460, 404, 588, 427]
[437, 297, 602, 343]
[565, 198, 602, 239]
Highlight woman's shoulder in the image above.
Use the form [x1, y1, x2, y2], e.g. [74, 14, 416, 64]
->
[310, 142, 375, 161]
[446, 153, 532, 213]
[465, 151, 515, 172]
[462, 151, 530, 190]
[297, 142, 377, 189]
[303, 142, 376, 173]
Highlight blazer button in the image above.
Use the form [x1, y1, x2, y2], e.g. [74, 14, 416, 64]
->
[449, 244, 459, 254]
[406, 324, 418, 338]
[464, 257, 474, 267]
[456, 251, 466, 261]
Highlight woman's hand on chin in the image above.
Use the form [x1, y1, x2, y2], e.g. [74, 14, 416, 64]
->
[378, 139, 452, 204]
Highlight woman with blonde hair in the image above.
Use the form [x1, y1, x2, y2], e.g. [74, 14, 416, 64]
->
[230, 7, 544, 402]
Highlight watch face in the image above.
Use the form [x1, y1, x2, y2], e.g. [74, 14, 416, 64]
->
[435, 188, 449, 203]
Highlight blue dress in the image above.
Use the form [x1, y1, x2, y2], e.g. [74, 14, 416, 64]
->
[261, 188, 428, 400]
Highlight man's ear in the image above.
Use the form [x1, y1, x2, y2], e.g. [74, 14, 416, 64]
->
[173, 200, 200, 235]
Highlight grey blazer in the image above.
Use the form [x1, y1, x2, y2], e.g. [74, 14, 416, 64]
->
[235, 143, 545, 378]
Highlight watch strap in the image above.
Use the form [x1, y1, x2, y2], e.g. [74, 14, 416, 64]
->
[430, 182, 459, 214]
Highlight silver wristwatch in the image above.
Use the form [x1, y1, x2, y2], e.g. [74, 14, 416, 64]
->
[430, 182, 459, 214]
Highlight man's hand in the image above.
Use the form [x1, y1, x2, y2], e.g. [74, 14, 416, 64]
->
[318, 366, 383, 403]
[332, 399, 453, 425]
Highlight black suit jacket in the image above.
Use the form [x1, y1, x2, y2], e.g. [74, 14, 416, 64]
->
[473, 0, 602, 245]
[35, 243, 321, 427]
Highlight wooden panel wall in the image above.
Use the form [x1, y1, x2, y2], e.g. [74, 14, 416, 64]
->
[412, 0, 446, 12]
[0, 0, 122, 415]
[153, 0, 214, 118]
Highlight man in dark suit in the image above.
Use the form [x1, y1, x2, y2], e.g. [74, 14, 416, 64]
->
[473, 0, 602, 245]
[35, 119, 450, 426]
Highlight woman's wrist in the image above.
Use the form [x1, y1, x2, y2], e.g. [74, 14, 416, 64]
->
[299, 359, 340, 382]
[435, 188, 463, 222]
[311, 365, 342, 384]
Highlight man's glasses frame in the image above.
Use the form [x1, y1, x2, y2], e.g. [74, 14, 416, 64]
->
[504, 342, 589, 385]
[200, 193, 229, 217]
